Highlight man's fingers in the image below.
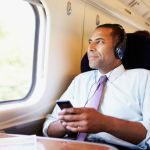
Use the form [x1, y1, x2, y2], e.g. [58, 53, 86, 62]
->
[66, 124, 85, 132]
[61, 120, 87, 132]
[59, 107, 85, 115]
[58, 113, 80, 121]
[58, 108, 85, 122]
[60, 120, 82, 132]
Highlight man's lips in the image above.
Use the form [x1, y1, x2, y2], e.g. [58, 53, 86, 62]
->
[88, 55, 98, 61]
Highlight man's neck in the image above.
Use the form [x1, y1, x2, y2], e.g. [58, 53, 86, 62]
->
[98, 61, 122, 74]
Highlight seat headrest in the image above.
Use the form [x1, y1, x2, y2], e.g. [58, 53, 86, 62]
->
[80, 53, 94, 72]
[122, 33, 150, 70]
[81, 33, 150, 72]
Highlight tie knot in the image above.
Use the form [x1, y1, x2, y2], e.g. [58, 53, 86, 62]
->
[98, 75, 108, 84]
[95, 75, 107, 91]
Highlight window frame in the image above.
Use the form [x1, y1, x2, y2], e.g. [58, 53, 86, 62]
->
[0, 0, 47, 103]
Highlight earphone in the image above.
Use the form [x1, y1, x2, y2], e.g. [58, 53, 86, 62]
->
[113, 24, 126, 60]
[96, 23, 127, 60]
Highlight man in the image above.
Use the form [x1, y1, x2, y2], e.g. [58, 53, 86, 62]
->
[43, 24, 150, 149]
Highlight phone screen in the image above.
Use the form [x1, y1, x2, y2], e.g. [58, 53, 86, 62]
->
[56, 100, 73, 110]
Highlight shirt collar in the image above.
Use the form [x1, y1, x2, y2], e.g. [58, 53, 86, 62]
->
[95, 64, 125, 82]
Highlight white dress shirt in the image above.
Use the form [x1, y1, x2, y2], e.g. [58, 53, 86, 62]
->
[43, 65, 150, 149]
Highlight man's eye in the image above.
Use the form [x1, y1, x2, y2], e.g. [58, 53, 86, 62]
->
[96, 40, 104, 44]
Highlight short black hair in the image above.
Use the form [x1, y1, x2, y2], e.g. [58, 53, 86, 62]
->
[96, 23, 126, 48]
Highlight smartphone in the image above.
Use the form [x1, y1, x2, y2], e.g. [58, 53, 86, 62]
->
[56, 100, 73, 110]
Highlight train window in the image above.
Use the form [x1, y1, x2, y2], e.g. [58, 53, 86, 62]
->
[0, 0, 46, 102]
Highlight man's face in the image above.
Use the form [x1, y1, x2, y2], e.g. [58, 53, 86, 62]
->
[87, 27, 119, 73]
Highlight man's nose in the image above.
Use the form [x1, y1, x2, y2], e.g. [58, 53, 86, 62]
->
[88, 42, 96, 52]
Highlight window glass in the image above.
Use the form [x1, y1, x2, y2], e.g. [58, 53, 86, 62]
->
[0, 0, 36, 101]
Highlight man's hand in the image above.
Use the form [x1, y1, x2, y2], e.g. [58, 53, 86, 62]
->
[58, 107, 105, 133]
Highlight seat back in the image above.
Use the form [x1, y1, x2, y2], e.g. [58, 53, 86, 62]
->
[122, 33, 150, 69]
[80, 53, 94, 72]
[81, 33, 150, 72]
